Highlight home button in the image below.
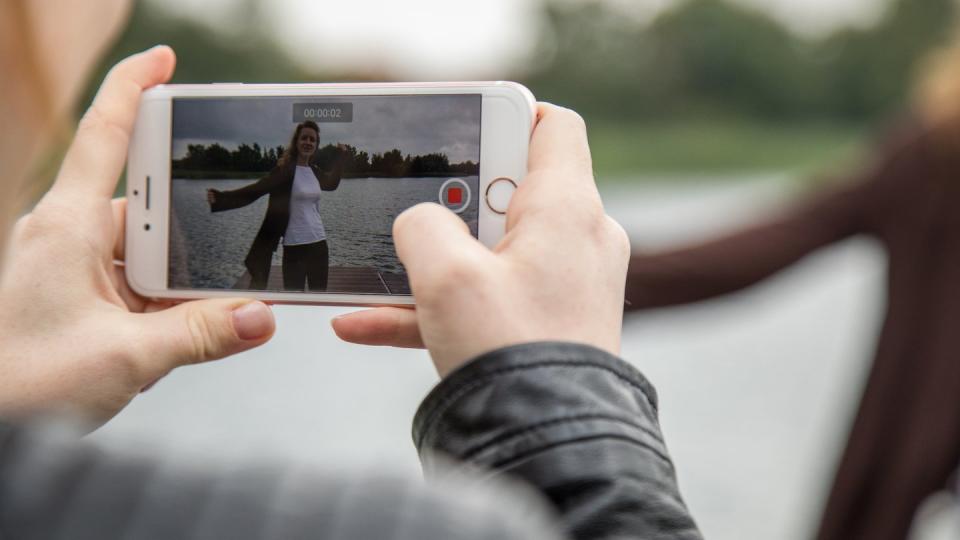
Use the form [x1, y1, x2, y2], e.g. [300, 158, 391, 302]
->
[485, 177, 516, 215]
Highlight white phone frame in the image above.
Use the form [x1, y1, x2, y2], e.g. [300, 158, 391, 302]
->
[125, 82, 535, 306]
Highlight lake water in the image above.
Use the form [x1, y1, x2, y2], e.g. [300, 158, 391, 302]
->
[170, 176, 479, 289]
[96, 176, 896, 540]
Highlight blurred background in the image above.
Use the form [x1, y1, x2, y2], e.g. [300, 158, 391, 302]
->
[87, 1, 955, 539]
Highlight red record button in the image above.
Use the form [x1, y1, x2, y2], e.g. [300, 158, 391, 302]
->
[439, 178, 471, 214]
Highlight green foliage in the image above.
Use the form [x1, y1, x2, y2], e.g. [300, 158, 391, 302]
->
[174, 142, 281, 173]
[78, 1, 310, 114]
[817, 0, 957, 120]
[648, 0, 822, 119]
[588, 119, 865, 178]
[524, 0, 958, 125]
[84, 0, 956, 178]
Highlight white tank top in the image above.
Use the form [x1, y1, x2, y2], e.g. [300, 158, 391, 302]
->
[283, 166, 327, 246]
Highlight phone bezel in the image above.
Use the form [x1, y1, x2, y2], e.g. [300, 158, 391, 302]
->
[125, 82, 535, 306]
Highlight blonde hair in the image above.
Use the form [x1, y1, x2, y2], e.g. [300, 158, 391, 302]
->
[1, 2, 58, 135]
[279, 121, 321, 167]
[917, 25, 960, 126]
[0, 2, 68, 206]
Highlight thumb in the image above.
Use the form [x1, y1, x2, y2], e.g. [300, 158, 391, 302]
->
[137, 299, 275, 377]
[393, 202, 489, 289]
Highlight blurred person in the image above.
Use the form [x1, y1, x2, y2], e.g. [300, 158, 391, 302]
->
[0, 2, 701, 539]
[615, 28, 960, 540]
[206, 121, 344, 292]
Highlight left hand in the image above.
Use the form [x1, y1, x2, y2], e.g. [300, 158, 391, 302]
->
[0, 46, 276, 428]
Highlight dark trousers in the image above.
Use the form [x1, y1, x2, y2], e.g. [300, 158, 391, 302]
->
[250, 272, 268, 290]
[282, 240, 329, 291]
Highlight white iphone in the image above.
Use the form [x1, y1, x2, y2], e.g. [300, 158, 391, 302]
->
[125, 82, 535, 306]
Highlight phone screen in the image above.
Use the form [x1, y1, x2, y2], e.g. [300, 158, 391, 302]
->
[168, 94, 481, 295]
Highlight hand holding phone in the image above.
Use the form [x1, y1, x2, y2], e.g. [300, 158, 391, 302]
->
[334, 104, 630, 376]
[0, 47, 275, 427]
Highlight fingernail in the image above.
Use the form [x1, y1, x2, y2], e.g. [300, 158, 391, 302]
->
[232, 301, 274, 341]
[332, 312, 354, 323]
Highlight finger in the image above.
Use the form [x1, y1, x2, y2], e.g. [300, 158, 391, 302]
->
[505, 103, 601, 231]
[527, 103, 593, 178]
[331, 307, 424, 348]
[136, 299, 274, 378]
[393, 203, 488, 285]
[53, 46, 176, 200]
[112, 198, 126, 260]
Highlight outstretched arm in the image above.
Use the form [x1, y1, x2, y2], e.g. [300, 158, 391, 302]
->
[208, 169, 278, 212]
[624, 127, 911, 310]
[318, 144, 349, 191]
[625, 182, 870, 309]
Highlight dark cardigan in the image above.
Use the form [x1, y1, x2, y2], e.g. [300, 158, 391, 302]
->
[624, 117, 960, 540]
[209, 160, 342, 286]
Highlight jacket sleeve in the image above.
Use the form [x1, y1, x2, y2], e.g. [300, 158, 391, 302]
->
[209, 170, 277, 212]
[317, 156, 346, 191]
[623, 124, 914, 311]
[0, 418, 563, 540]
[414, 342, 703, 540]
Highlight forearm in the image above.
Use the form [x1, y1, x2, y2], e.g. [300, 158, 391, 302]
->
[625, 223, 823, 309]
[414, 342, 703, 540]
[210, 174, 272, 211]
[321, 159, 345, 191]
[625, 173, 885, 311]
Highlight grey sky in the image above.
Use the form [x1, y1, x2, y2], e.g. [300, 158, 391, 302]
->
[172, 95, 482, 163]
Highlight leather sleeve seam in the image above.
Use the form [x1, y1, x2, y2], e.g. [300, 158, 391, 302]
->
[459, 413, 667, 463]
[487, 433, 675, 472]
[416, 360, 657, 449]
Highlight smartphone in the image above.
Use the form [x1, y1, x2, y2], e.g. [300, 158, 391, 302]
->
[125, 82, 535, 306]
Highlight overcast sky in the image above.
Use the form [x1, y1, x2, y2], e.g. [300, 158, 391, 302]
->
[172, 95, 482, 163]
[154, 0, 888, 78]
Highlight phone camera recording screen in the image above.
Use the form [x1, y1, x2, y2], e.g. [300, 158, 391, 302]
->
[168, 95, 481, 295]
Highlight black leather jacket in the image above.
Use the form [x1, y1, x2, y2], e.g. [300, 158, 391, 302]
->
[0, 342, 702, 539]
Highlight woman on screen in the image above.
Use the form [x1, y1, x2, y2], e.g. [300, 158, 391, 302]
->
[207, 121, 344, 291]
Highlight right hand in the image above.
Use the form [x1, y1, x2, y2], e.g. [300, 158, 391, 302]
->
[334, 104, 630, 377]
[206, 189, 217, 206]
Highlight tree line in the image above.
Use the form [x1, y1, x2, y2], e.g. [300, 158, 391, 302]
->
[94, 0, 956, 131]
[172, 142, 480, 178]
[525, 0, 956, 125]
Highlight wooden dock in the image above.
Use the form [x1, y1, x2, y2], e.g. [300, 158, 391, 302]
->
[233, 265, 410, 294]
